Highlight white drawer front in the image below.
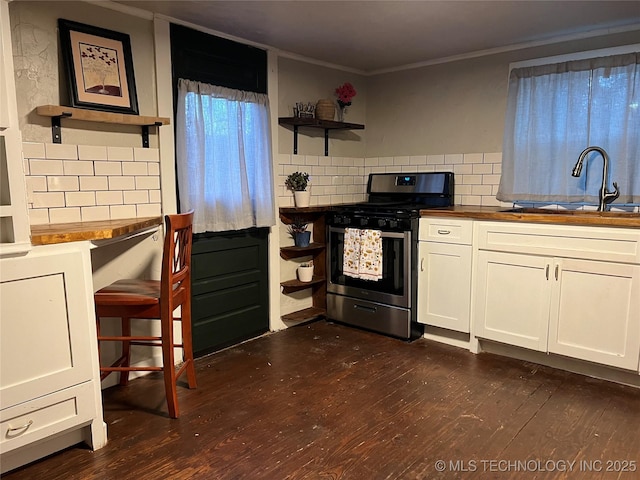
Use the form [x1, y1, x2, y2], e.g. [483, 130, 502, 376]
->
[419, 218, 473, 244]
[476, 222, 640, 264]
[0, 382, 95, 453]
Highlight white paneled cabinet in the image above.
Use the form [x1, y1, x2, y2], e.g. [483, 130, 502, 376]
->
[0, 244, 107, 474]
[418, 218, 473, 333]
[0, 0, 30, 255]
[474, 222, 640, 371]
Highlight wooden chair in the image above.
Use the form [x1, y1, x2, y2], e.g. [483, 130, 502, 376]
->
[94, 211, 197, 418]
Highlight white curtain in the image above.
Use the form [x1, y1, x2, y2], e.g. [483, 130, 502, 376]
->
[498, 52, 640, 204]
[176, 79, 276, 233]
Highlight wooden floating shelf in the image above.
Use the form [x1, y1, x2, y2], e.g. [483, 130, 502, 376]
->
[36, 105, 170, 147]
[36, 105, 170, 126]
[280, 276, 325, 294]
[278, 116, 364, 156]
[281, 306, 326, 323]
[280, 243, 325, 260]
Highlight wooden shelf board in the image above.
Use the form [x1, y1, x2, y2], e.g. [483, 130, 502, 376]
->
[281, 307, 326, 323]
[36, 105, 170, 126]
[280, 243, 325, 260]
[280, 276, 325, 294]
[278, 117, 364, 130]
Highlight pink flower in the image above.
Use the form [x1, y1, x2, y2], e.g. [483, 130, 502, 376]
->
[335, 82, 357, 106]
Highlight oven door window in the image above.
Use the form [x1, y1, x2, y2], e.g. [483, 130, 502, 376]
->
[328, 228, 409, 298]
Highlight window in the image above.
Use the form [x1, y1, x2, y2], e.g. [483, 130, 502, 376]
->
[176, 79, 275, 233]
[497, 47, 640, 206]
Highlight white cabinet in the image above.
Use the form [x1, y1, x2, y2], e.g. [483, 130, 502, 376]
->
[0, 243, 107, 474]
[0, 0, 30, 256]
[474, 250, 551, 351]
[418, 218, 473, 333]
[474, 222, 640, 371]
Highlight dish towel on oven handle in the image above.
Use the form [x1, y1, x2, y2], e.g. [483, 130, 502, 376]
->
[343, 228, 383, 281]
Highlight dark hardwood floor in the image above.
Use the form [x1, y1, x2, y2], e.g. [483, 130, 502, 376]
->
[5, 321, 639, 479]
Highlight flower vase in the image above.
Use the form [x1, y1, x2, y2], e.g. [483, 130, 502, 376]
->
[337, 105, 346, 122]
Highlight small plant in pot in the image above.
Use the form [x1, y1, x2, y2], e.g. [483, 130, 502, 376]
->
[297, 260, 314, 283]
[287, 217, 311, 247]
[285, 171, 311, 207]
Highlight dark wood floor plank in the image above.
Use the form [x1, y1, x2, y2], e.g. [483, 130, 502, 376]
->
[4, 321, 639, 480]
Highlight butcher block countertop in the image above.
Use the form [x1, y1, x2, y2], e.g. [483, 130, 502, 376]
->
[30, 216, 163, 245]
[420, 206, 640, 228]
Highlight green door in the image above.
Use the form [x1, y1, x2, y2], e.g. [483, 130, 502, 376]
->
[191, 228, 270, 357]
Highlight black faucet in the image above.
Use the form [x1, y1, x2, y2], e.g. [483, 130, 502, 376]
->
[571, 146, 619, 212]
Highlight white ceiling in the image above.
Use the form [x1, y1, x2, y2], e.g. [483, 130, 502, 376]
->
[116, 1, 640, 73]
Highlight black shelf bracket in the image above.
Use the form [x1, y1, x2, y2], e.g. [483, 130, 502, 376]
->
[50, 112, 72, 144]
[293, 125, 299, 154]
[141, 122, 163, 148]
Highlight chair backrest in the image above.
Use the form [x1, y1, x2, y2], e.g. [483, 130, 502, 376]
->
[160, 211, 194, 312]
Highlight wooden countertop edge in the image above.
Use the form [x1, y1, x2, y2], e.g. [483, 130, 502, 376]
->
[30, 216, 163, 245]
[419, 207, 640, 228]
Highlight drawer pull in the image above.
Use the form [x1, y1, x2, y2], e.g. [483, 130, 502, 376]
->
[546, 265, 550, 280]
[437, 229, 451, 235]
[7, 420, 33, 434]
[555, 264, 559, 281]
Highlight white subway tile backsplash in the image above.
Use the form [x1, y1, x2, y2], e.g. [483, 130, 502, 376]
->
[135, 176, 160, 190]
[32, 191, 65, 208]
[393, 156, 409, 165]
[78, 145, 108, 161]
[47, 176, 79, 192]
[463, 153, 484, 164]
[378, 157, 393, 166]
[483, 174, 501, 185]
[124, 190, 149, 204]
[49, 207, 81, 223]
[453, 164, 473, 175]
[109, 176, 136, 190]
[45, 143, 77, 160]
[81, 206, 110, 221]
[110, 204, 137, 219]
[304, 155, 319, 166]
[444, 154, 463, 164]
[65, 191, 96, 207]
[136, 203, 161, 217]
[25, 142, 162, 224]
[122, 162, 148, 176]
[30, 159, 64, 175]
[96, 190, 124, 205]
[462, 175, 483, 185]
[28, 208, 49, 225]
[63, 160, 94, 176]
[472, 163, 493, 175]
[94, 161, 122, 176]
[484, 152, 502, 164]
[22, 142, 46, 159]
[471, 185, 493, 196]
[80, 176, 108, 191]
[428, 154, 446, 165]
[23, 158, 30, 175]
[107, 146, 134, 161]
[133, 147, 159, 162]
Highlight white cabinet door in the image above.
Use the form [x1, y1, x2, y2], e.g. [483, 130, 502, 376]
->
[474, 250, 552, 351]
[549, 259, 640, 370]
[0, 248, 95, 409]
[418, 241, 471, 332]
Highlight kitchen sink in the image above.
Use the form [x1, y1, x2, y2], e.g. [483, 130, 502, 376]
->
[502, 207, 640, 218]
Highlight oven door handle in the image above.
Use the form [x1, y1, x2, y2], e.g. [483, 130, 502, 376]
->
[353, 304, 378, 314]
[328, 226, 408, 239]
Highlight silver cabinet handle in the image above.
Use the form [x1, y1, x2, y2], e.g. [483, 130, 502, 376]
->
[437, 229, 451, 235]
[7, 420, 33, 433]
[546, 264, 550, 280]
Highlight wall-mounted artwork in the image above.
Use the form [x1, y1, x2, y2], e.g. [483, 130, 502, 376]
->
[58, 19, 138, 114]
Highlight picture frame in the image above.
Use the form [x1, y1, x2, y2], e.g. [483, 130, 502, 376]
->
[58, 19, 139, 115]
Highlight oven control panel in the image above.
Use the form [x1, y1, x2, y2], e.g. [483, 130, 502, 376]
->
[328, 213, 413, 231]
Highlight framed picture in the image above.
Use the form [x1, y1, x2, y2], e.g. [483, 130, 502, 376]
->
[58, 19, 138, 114]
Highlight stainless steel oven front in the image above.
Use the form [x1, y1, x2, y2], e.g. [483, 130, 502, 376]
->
[326, 226, 421, 339]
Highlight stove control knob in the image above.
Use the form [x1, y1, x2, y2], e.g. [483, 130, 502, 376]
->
[389, 220, 398, 229]
[377, 218, 387, 228]
[335, 215, 344, 225]
[359, 217, 369, 227]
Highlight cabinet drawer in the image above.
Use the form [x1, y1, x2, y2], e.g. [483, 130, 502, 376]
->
[0, 381, 95, 453]
[419, 218, 473, 244]
[476, 222, 640, 264]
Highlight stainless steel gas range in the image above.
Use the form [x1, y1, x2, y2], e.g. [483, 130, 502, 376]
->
[326, 172, 454, 340]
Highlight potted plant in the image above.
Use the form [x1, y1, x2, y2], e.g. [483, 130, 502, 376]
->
[297, 260, 314, 282]
[285, 171, 311, 207]
[287, 217, 311, 247]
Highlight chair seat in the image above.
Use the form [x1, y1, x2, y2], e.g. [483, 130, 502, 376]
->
[95, 279, 160, 306]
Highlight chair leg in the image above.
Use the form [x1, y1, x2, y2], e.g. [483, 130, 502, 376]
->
[119, 317, 132, 386]
[161, 312, 179, 418]
[181, 301, 197, 389]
